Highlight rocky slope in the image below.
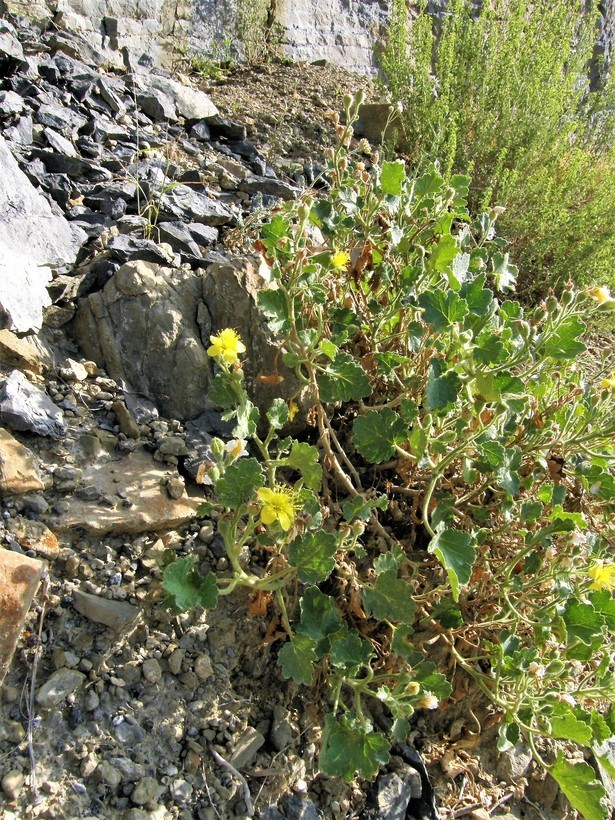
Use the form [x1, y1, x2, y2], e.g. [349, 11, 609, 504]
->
[0, 9, 608, 820]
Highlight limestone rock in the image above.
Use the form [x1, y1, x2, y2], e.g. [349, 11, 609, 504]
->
[50, 447, 203, 535]
[0, 429, 44, 496]
[6, 516, 59, 559]
[72, 589, 139, 631]
[35, 668, 86, 708]
[145, 74, 218, 121]
[201, 256, 304, 417]
[73, 260, 211, 421]
[0, 548, 46, 684]
[229, 726, 266, 770]
[0, 329, 48, 375]
[0, 370, 66, 438]
[0, 134, 85, 333]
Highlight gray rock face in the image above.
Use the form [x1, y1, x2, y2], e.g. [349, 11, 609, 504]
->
[73, 255, 299, 422]
[277, 0, 390, 75]
[0, 370, 66, 438]
[73, 259, 211, 421]
[201, 256, 304, 417]
[0, 135, 85, 333]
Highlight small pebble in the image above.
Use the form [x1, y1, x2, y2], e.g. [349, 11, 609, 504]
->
[2, 770, 25, 799]
[142, 658, 163, 683]
[131, 776, 162, 806]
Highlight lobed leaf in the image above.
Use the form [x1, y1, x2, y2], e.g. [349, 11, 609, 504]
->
[428, 528, 477, 601]
[319, 714, 390, 782]
[362, 570, 417, 626]
[287, 441, 322, 492]
[288, 531, 338, 584]
[317, 352, 372, 403]
[215, 458, 264, 508]
[278, 634, 317, 686]
[163, 556, 218, 612]
[550, 754, 607, 820]
[353, 407, 407, 463]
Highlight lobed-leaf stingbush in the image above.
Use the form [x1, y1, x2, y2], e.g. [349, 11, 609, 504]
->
[163, 92, 615, 815]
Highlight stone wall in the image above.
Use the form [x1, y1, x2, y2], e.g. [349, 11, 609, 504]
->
[5, 0, 613, 77]
[277, 0, 389, 75]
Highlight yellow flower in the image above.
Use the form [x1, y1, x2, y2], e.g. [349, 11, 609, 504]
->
[600, 373, 615, 391]
[331, 250, 350, 272]
[257, 486, 297, 532]
[588, 560, 615, 592]
[207, 328, 246, 365]
[288, 399, 299, 421]
[586, 286, 613, 304]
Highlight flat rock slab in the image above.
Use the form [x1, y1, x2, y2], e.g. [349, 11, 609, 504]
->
[72, 589, 139, 631]
[35, 668, 86, 708]
[0, 428, 44, 495]
[0, 548, 46, 684]
[51, 447, 203, 535]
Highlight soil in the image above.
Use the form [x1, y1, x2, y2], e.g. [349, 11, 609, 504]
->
[0, 59, 596, 820]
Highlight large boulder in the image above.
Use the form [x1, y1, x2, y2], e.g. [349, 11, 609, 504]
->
[0, 135, 85, 333]
[72, 256, 300, 422]
[72, 259, 210, 421]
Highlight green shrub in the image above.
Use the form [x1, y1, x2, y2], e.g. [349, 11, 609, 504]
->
[379, 0, 615, 296]
[164, 96, 615, 813]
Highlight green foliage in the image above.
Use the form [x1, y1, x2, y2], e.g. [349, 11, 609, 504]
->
[550, 754, 608, 820]
[380, 0, 615, 296]
[160, 95, 615, 803]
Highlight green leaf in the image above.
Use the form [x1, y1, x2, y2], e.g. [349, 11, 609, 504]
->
[209, 371, 240, 409]
[497, 721, 520, 753]
[550, 754, 607, 820]
[261, 214, 289, 251]
[362, 570, 417, 626]
[381, 160, 406, 196]
[425, 360, 462, 413]
[297, 587, 347, 656]
[432, 597, 463, 629]
[549, 704, 593, 746]
[330, 631, 375, 671]
[448, 252, 470, 290]
[460, 275, 496, 318]
[428, 528, 476, 601]
[496, 447, 522, 495]
[540, 316, 587, 361]
[286, 441, 322, 492]
[428, 234, 459, 276]
[215, 458, 264, 508]
[233, 399, 260, 439]
[342, 493, 388, 521]
[267, 398, 289, 430]
[317, 352, 372, 403]
[492, 252, 518, 293]
[408, 427, 428, 459]
[163, 556, 218, 612]
[390, 626, 417, 660]
[563, 599, 605, 645]
[288, 531, 338, 584]
[521, 501, 543, 523]
[278, 634, 317, 686]
[418, 289, 469, 332]
[415, 165, 444, 197]
[353, 407, 407, 463]
[258, 289, 290, 334]
[474, 333, 506, 365]
[590, 590, 615, 632]
[319, 714, 390, 781]
[413, 662, 453, 700]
